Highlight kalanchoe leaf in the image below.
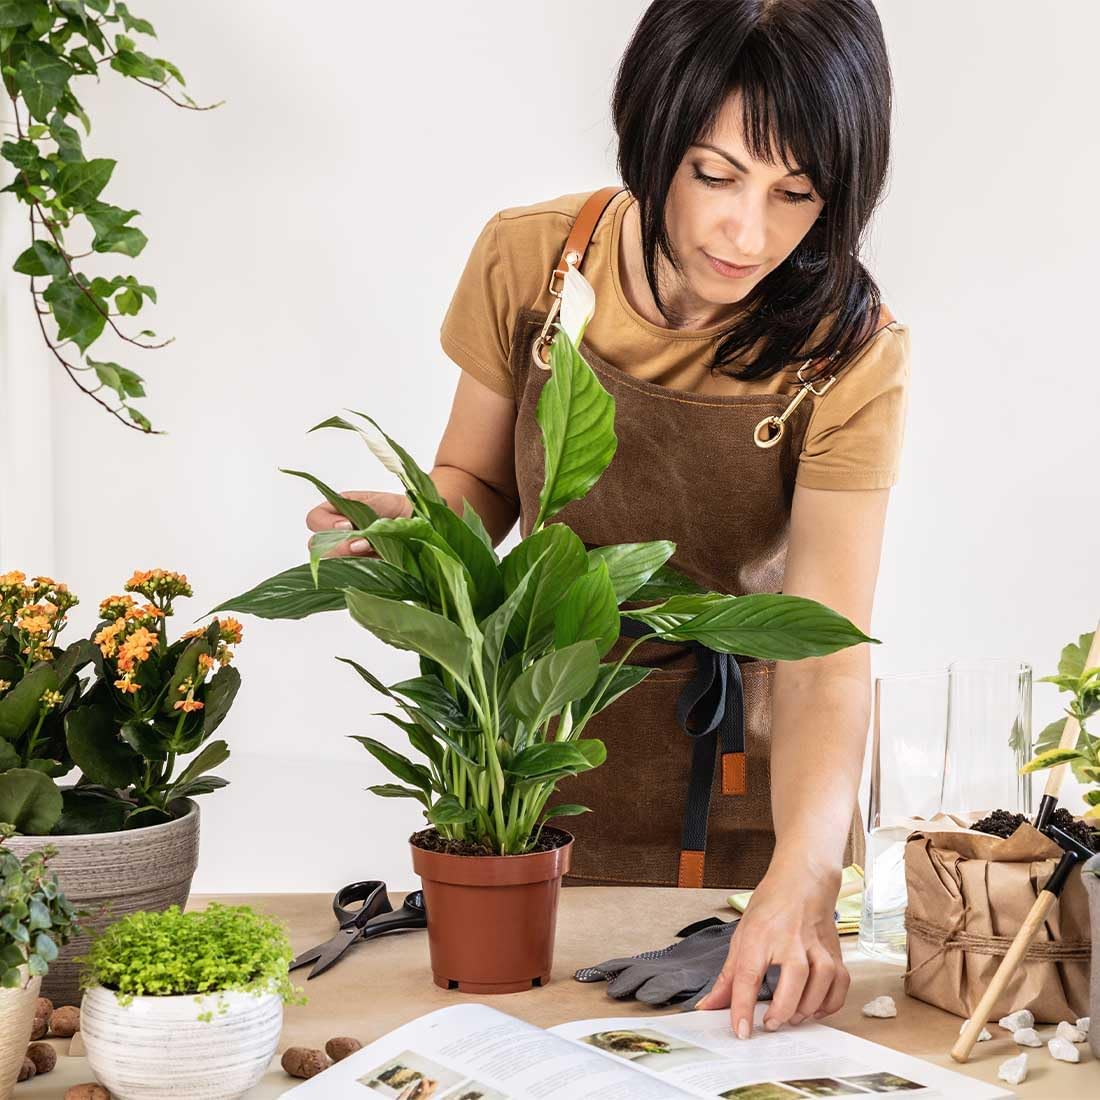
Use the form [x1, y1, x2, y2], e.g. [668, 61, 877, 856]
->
[0, 768, 63, 835]
[0, 664, 59, 740]
[65, 705, 143, 789]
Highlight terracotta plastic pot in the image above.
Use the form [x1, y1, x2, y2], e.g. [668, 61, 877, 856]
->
[4, 798, 199, 1006]
[410, 829, 573, 994]
[1085, 854, 1100, 1059]
[0, 967, 40, 1100]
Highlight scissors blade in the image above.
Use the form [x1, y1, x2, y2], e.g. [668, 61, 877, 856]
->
[306, 926, 362, 979]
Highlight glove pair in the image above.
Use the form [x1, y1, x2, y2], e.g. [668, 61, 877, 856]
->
[574, 916, 780, 1010]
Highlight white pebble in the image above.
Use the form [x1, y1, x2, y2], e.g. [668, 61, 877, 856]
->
[1048, 1037, 1081, 1063]
[959, 1019, 991, 1042]
[997, 1052, 1028, 1086]
[998, 1009, 1034, 1032]
[1076, 1016, 1090, 1037]
[1056, 1020, 1087, 1044]
[1013, 1027, 1042, 1047]
[861, 995, 897, 1018]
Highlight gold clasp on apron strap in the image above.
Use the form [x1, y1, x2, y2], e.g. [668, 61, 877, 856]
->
[752, 360, 836, 449]
[531, 250, 582, 371]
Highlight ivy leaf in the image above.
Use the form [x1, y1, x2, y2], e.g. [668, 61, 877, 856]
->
[42, 275, 107, 351]
[89, 359, 145, 399]
[1, 137, 43, 172]
[0, 1, 47, 29]
[48, 110, 84, 161]
[55, 157, 116, 207]
[14, 44, 74, 122]
[13, 240, 67, 278]
[115, 1, 156, 35]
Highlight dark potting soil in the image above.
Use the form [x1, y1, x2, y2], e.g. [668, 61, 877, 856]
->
[410, 826, 572, 858]
[971, 806, 1100, 850]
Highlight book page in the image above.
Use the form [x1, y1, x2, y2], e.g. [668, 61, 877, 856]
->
[549, 1003, 1013, 1100]
[287, 1002, 698, 1099]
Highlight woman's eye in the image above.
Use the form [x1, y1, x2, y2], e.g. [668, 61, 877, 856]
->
[781, 190, 815, 204]
[692, 168, 728, 188]
[693, 167, 815, 205]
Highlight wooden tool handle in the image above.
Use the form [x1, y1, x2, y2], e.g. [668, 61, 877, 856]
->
[1043, 621, 1100, 799]
[950, 890, 1058, 1063]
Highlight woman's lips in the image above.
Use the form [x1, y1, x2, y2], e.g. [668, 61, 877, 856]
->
[703, 251, 762, 279]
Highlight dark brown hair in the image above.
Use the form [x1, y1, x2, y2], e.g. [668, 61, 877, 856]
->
[611, 0, 893, 380]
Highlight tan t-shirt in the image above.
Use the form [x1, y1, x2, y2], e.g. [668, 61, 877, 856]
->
[440, 189, 910, 491]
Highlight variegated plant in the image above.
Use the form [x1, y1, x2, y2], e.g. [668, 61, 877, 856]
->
[218, 267, 878, 854]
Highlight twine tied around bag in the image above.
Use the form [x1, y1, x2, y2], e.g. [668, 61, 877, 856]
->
[903, 910, 1091, 981]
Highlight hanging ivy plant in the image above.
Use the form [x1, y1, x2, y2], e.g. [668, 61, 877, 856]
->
[1, 0, 218, 431]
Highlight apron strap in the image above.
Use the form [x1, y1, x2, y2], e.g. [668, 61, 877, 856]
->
[618, 617, 747, 888]
[549, 185, 627, 291]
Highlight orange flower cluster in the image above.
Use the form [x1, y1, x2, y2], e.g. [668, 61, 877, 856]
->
[0, 572, 79, 662]
[124, 569, 192, 608]
[95, 615, 160, 696]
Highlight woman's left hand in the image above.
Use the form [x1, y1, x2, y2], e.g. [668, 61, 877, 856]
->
[694, 855, 848, 1037]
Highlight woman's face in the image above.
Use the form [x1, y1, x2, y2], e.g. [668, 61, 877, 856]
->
[664, 92, 825, 311]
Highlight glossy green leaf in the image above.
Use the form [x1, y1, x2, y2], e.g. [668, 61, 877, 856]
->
[1020, 747, 1085, 773]
[501, 524, 588, 650]
[424, 499, 504, 617]
[554, 560, 620, 657]
[0, 664, 58, 741]
[571, 663, 653, 726]
[507, 739, 603, 778]
[344, 590, 472, 686]
[12, 240, 67, 278]
[65, 705, 143, 788]
[350, 735, 433, 792]
[587, 541, 676, 603]
[428, 794, 476, 826]
[201, 666, 240, 738]
[533, 327, 617, 529]
[625, 593, 876, 660]
[280, 468, 380, 531]
[504, 640, 600, 731]
[629, 562, 709, 602]
[0, 769, 62, 834]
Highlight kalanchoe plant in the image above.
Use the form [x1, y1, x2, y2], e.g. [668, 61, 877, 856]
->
[219, 266, 878, 855]
[1023, 629, 1100, 824]
[79, 903, 305, 1016]
[0, 825, 78, 987]
[0, 569, 243, 836]
[1, 0, 219, 431]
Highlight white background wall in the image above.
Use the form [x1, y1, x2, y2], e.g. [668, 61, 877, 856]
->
[1, 1, 1096, 891]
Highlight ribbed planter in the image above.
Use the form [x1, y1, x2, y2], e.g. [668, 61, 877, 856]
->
[81, 983, 282, 1100]
[4, 799, 200, 1006]
[410, 828, 573, 994]
[1085, 854, 1100, 1060]
[0, 967, 41, 1100]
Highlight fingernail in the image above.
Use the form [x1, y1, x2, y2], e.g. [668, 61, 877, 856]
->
[737, 1018, 751, 1039]
[790, 1013, 804, 1025]
[334, 520, 353, 530]
[764, 1017, 780, 1031]
[813, 1009, 826, 1019]
[348, 539, 369, 554]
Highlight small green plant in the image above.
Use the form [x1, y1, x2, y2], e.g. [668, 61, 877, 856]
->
[80, 903, 305, 1016]
[0, 824, 79, 987]
[1023, 629, 1100, 824]
[219, 267, 879, 856]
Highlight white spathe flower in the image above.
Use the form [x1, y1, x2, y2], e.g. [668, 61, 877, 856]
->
[559, 263, 596, 346]
[362, 424, 403, 478]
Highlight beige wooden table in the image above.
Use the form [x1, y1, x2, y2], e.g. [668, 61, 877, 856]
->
[26, 889, 1096, 1098]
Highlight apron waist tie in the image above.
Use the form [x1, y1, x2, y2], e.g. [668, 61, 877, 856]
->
[618, 618, 746, 888]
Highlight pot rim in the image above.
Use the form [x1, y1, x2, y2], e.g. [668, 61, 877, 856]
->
[410, 828, 573, 887]
[408, 825, 574, 860]
[82, 980, 284, 1007]
[6, 796, 199, 843]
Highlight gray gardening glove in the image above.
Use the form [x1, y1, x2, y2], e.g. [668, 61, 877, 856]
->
[574, 918, 780, 1010]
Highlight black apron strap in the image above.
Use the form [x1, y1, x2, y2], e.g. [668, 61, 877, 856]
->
[618, 617, 747, 887]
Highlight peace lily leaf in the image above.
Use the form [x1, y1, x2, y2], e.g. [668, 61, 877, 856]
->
[345, 410, 443, 513]
[625, 593, 876, 660]
[211, 559, 424, 621]
[572, 663, 653, 726]
[630, 562, 710, 601]
[350, 735, 433, 793]
[461, 499, 494, 552]
[344, 589, 472, 687]
[560, 263, 596, 345]
[420, 545, 481, 651]
[367, 783, 429, 808]
[507, 741, 600, 779]
[425, 500, 503, 617]
[554, 560, 620, 657]
[280, 468, 380, 531]
[533, 326, 617, 530]
[362, 516, 458, 583]
[588, 541, 676, 603]
[389, 676, 468, 730]
[480, 553, 545, 688]
[501, 524, 588, 651]
[541, 803, 590, 820]
[0, 769, 63, 835]
[336, 657, 393, 699]
[375, 711, 443, 771]
[428, 794, 477, 826]
[504, 640, 600, 731]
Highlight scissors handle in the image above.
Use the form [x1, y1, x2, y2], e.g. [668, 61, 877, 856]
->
[334, 880, 392, 927]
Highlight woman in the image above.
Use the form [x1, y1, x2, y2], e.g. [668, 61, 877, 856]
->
[308, 0, 908, 1037]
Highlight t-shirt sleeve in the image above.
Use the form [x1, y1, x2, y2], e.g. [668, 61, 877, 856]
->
[439, 212, 514, 398]
[795, 323, 911, 491]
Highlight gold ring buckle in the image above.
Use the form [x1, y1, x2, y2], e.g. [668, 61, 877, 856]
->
[752, 358, 836, 449]
[753, 415, 785, 449]
[532, 251, 581, 371]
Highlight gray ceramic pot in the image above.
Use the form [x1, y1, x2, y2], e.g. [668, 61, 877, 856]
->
[4, 799, 200, 1006]
[1086, 853, 1100, 1059]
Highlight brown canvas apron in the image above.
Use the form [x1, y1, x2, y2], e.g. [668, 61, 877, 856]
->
[511, 187, 886, 889]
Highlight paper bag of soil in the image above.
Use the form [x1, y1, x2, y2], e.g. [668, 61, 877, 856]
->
[903, 819, 1090, 1022]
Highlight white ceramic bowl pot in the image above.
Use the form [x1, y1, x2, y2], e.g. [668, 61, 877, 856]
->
[0, 968, 42, 1100]
[81, 983, 283, 1100]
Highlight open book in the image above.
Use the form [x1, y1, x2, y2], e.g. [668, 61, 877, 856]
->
[288, 1001, 1012, 1100]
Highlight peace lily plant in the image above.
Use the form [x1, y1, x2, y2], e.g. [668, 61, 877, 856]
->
[221, 265, 877, 856]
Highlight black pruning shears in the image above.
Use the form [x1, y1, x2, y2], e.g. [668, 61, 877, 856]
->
[290, 880, 427, 980]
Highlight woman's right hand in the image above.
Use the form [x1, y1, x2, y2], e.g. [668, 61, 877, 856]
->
[305, 490, 412, 558]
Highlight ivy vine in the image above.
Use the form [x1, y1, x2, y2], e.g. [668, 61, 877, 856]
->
[1, 0, 218, 431]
